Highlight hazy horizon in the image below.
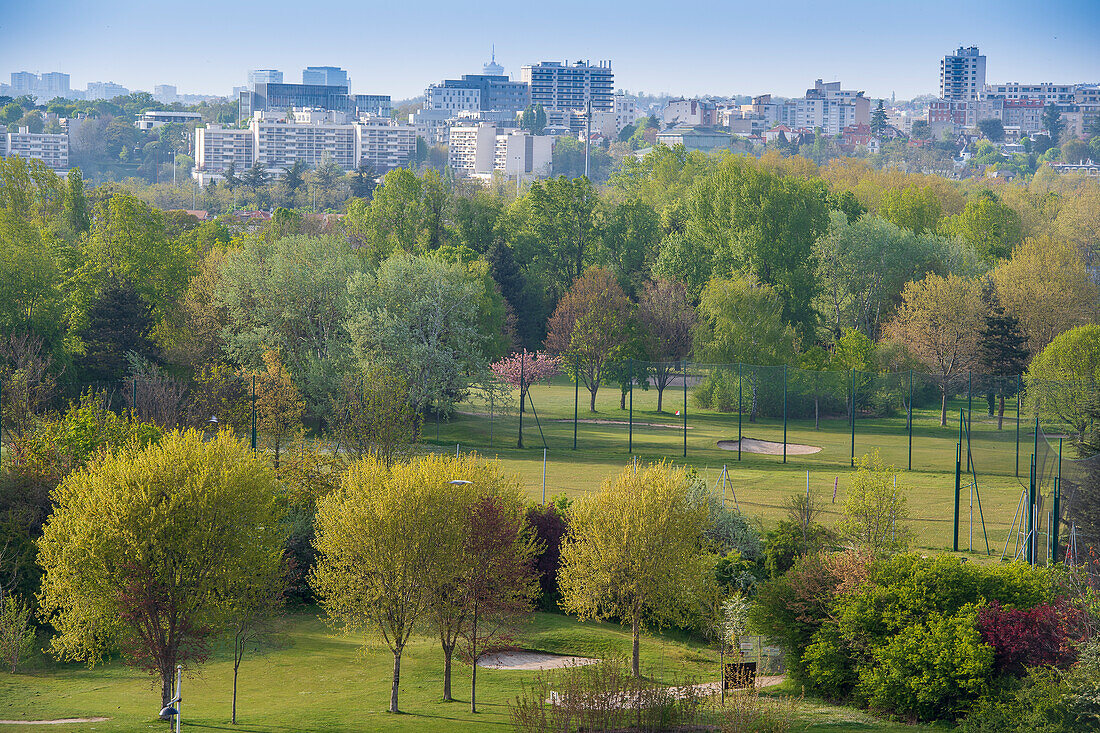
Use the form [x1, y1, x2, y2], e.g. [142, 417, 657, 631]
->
[2, 0, 1098, 102]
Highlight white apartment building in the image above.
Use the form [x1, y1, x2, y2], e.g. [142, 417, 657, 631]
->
[2, 128, 69, 170]
[985, 82, 1075, 105]
[85, 81, 129, 100]
[425, 84, 481, 112]
[521, 60, 614, 112]
[614, 94, 639, 131]
[779, 80, 870, 135]
[449, 124, 552, 180]
[136, 110, 204, 130]
[941, 46, 986, 101]
[357, 120, 417, 172]
[193, 112, 415, 184]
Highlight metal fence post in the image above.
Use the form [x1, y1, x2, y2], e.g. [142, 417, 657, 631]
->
[518, 350, 525, 449]
[628, 358, 633, 454]
[250, 374, 257, 452]
[953, 439, 961, 552]
[573, 357, 579, 451]
[849, 370, 856, 468]
[907, 369, 913, 471]
[737, 363, 743, 462]
[782, 364, 787, 464]
[1053, 438, 1063, 562]
[682, 360, 687, 458]
[1015, 374, 1021, 478]
[967, 370, 972, 472]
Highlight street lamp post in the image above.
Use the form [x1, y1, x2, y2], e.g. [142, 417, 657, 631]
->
[158, 664, 182, 731]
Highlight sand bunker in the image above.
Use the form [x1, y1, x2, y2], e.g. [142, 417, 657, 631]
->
[717, 437, 821, 455]
[0, 720, 110, 726]
[478, 650, 598, 670]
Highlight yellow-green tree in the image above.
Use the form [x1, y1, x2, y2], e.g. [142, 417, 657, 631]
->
[311, 454, 479, 713]
[991, 235, 1098, 357]
[36, 430, 285, 713]
[1025, 324, 1100, 441]
[839, 450, 910, 554]
[883, 273, 985, 426]
[254, 349, 304, 472]
[558, 461, 711, 677]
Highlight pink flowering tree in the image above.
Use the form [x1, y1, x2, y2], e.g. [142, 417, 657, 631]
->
[490, 351, 562, 448]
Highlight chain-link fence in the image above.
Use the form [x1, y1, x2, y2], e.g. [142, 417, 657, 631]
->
[2, 360, 1097, 567]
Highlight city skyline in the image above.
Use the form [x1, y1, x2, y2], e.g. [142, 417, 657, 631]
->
[2, 0, 1098, 102]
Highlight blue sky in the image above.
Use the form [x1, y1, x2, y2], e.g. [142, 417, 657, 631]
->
[2, 0, 1098, 100]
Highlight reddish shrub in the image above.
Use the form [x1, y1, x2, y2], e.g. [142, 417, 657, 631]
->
[976, 601, 1078, 675]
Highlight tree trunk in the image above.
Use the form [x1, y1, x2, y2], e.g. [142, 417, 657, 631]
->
[442, 643, 454, 702]
[620, 390, 626, 410]
[631, 614, 640, 678]
[517, 389, 524, 449]
[940, 388, 948, 427]
[986, 391, 995, 417]
[656, 385, 664, 413]
[814, 398, 819, 430]
[160, 668, 173, 714]
[470, 606, 479, 714]
[998, 394, 1005, 431]
[589, 387, 597, 412]
[390, 649, 402, 713]
[232, 657, 240, 724]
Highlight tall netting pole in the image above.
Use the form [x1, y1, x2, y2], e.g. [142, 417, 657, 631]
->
[737, 363, 743, 462]
[628, 358, 633, 454]
[1015, 374, 1021, 478]
[573, 357, 579, 451]
[967, 371, 973, 472]
[518, 351, 525, 449]
[849, 370, 856, 468]
[782, 364, 788, 464]
[953, 438, 961, 552]
[1053, 438, 1063, 562]
[907, 369, 914, 471]
[682, 360, 687, 459]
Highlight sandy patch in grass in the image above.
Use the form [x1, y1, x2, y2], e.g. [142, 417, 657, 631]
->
[717, 438, 821, 455]
[478, 650, 598, 670]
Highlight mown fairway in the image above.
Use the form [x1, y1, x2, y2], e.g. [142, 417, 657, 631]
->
[428, 375, 1040, 556]
[0, 611, 935, 733]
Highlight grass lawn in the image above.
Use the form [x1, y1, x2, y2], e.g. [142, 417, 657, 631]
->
[419, 375, 1044, 556]
[0, 610, 940, 732]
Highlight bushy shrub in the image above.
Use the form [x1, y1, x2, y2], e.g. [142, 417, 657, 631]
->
[977, 601, 1079, 675]
[959, 667, 1075, 733]
[526, 502, 569, 611]
[763, 520, 832, 578]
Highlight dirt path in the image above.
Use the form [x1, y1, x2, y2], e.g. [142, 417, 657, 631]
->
[717, 438, 821, 455]
[552, 419, 692, 429]
[478, 650, 598, 670]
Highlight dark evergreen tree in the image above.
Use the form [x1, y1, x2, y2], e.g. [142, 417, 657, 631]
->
[76, 280, 159, 385]
[242, 161, 268, 192]
[871, 100, 889, 141]
[486, 240, 545, 349]
[1041, 104, 1065, 141]
[979, 287, 1029, 429]
[349, 161, 378, 199]
[282, 159, 307, 193]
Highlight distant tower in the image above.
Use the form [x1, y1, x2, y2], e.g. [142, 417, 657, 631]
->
[483, 45, 504, 77]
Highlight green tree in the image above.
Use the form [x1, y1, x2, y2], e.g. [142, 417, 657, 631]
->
[559, 461, 711, 677]
[979, 288, 1030, 430]
[839, 450, 910, 553]
[253, 349, 305, 472]
[1042, 105, 1065, 141]
[693, 274, 798, 365]
[308, 153, 343, 210]
[311, 454, 469, 714]
[345, 252, 491, 415]
[651, 232, 714, 301]
[870, 100, 889, 141]
[525, 176, 601, 300]
[977, 118, 1006, 143]
[943, 190, 1023, 262]
[684, 156, 828, 342]
[878, 185, 942, 235]
[1025, 324, 1100, 442]
[36, 430, 285, 712]
[329, 368, 420, 465]
[348, 161, 377, 199]
[75, 280, 159, 384]
[544, 267, 634, 411]
[598, 199, 661, 297]
[520, 103, 547, 135]
[63, 168, 91, 235]
[884, 273, 985, 426]
[215, 234, 360, 413]
[637, 278, 695, 412]
[281, 159, 307, 194]
[0, 593, 36, 673]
